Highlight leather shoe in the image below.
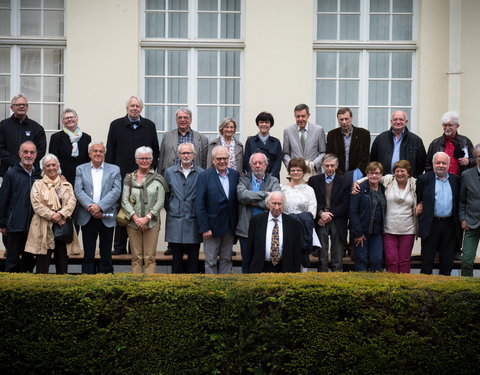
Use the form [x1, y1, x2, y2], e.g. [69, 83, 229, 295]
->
[164, 248, 172, 255]
[112, 248, 127, 255]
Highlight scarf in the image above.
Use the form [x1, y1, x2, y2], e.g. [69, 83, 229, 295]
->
[41, 175, 62, 211]
[391, 178, 412, 204]
[63, 127, 83, 157]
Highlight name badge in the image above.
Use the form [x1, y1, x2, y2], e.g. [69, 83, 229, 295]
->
[25, 131, 31, 137]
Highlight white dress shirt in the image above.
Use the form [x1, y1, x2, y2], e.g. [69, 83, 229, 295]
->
[91, 162, 104, 203]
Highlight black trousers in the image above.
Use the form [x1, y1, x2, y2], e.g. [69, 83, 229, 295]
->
[420, 217, 456, 276]
[82, 217, 114, 274]
[262, 261, 283, 273]
[170, 243, 200, 274]
[5, 231, 35, 273]
[36, 239, 69, 274]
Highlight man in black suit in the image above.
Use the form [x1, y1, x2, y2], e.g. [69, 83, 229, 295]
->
[247, 191, 302, 273]
[105, 96, 160, 255]
[308, 154, 350, 272]
[416, 151, 461, 276]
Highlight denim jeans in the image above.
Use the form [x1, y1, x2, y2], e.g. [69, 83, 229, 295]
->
[354, 232, 383, 272]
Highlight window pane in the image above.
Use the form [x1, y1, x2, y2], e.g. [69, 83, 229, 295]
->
[146, 50, 165, 75]
[44, 0, 64, 8]
[317, 14, 337, 39]
[43, 104, 62, 130]
[199, 0, 217, 11]
[147, 0, 166, 10]
[21, 49, 41, 74]
[20, 76, 41, 101]
[146, 78, 165, 102]
[317, 52, 337, 77]
[169, 0, 188, 11]
[198, 51, 217, 76]
[145, 105, 165, 131]
[316, 80, 336, 105]
[168, 50, 187, 75]
[0, 10, 10, 36]
[369, 53, 389, 78]
[220, 51, 239, 76]
[198, 106, 217, 131]
[339, 52, 359, 78]
[44, 10, 63, 36]
[391, 81, 411, 106]
[198, 78, 217, 104]
[168, 13, 187, 38]
[221, 13, 240, 39]
[392, 14, 412, 40]
[318, 0, 337, 12]
[316, 107, 336, 132]
[22, 0, 39, 8]
[146, 12, 165, 38]
[44, 76, 63, 101]
[198, 13, 217, 38]
[370, 14, 389, 40]
[219, 106, 240, 124]
[392, 53, 412, 78]
[0, 47, 10, 72]
[341, 0, 360, 12]
[221, 0, 240, 11]
[21, 10, 41, 35]
[369, 80, 388, 106]
[370, 0, 389, 12]
[339, 80, 358, 105]
[0, 76, 10, 101]
[44, 49, 63, 74]
[368, 108, 389, 134]
[167, 78, 187, 103]
[340, 14, 359, 40]
[220, 78, 239, 104]
[393, 0, 413, 13]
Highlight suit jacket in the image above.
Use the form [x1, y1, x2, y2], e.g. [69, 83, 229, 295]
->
[74, 162, 122, 227]
[326, 125, 370, 175]
[459, 167, 480, 229]
[105, 115, 159, 179]
[307, 173, 350, 242]
[158, 128, 209, 175]
[195, 167, 239, 237]
[49, 130, 91, 185]
[206, 136, 244, 173]
[247, 212, 302, 273]
[416, 171, 461, 240]
[283, 122, 326, 171]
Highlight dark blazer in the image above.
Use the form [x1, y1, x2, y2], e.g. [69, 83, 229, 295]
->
[308, 173, 350, 242]
[105, 115, 159, 179]
[247, 212, 302, 273]
[49, 131, 91, 185]
[459, 167, 480, 230]
[195, 167, 239, 237]
[243, 134, 282, 180]
[416, 171, 461, 240]
[326, 125, 370, 175]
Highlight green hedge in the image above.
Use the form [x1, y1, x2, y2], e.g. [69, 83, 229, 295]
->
[0, 272, 479, 374]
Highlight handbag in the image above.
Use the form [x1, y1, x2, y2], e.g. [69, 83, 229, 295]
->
[117, 173, 134, 226]
[53, 217, 74, 243]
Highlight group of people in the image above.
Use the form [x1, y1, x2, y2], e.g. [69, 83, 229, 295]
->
[0, 94, 479, 277]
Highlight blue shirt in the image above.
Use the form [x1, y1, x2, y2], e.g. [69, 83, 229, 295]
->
[251, 174, 265, 216]
[391, 131, 405, 171]
[434, 174, 453, 217]
[324, 173, 335, 184]
[217, 169, 230, 198]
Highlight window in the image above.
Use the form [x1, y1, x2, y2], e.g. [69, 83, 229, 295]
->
[0, 0, 65, 133]
[314, 0, 416, 135]
[142, 0, 243, 140]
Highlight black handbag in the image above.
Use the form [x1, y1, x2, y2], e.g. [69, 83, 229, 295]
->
[53, 217, 74, 243]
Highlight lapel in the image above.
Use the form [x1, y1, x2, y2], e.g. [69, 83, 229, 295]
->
[99, 164, 110, 198]
[83, 164, 94, 192]
[212, 168, 227, 198]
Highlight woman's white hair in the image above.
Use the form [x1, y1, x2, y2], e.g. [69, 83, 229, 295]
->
[40, 153, 62, 176]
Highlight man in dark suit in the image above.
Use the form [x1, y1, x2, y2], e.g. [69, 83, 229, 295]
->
[195, 146, 239, 274]
[459, 144, 480, 276]
[247, 191, 302, 273]
[105, 96, 159, 255]
[326, 107, 370, 180]
[308, 154, 350, 272]
[416, 151, 461, 276]
[75, 141, 121, 274]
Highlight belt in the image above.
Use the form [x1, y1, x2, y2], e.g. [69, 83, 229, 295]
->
[433, 216, 452, 220]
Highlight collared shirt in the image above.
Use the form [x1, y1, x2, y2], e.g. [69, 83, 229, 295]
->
[391, 130, 405, 171]
[181, 164, 192, 178]
[258, 133, 269, 144]
[434, 174, 453, 217]
[128, 116, 140, 129]
[91, 162, 104, 203]
[265, 212, 283, 261]
[343, 129, 352, 171]
[20, 164, 34, 176]
[298, 123, 309, 143]
[325, 173, 335, 184]
[216, 168, 230, 198]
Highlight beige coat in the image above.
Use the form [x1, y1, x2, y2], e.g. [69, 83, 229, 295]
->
[25, 177, 81, 255]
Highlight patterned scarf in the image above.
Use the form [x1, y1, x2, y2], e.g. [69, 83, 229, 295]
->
[63, 127, 83, 157]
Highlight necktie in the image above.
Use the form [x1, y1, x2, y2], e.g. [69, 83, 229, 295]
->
[300, 129, 306, 151]
[270, 218, 280, 265]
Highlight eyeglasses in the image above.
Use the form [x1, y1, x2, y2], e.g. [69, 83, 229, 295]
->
[12, 103, 28, 107]
[63, 116, 77, 121]
[136, 157, 152, 161]
[215, 157, 229, 161]
[367, 171, 382, 176]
